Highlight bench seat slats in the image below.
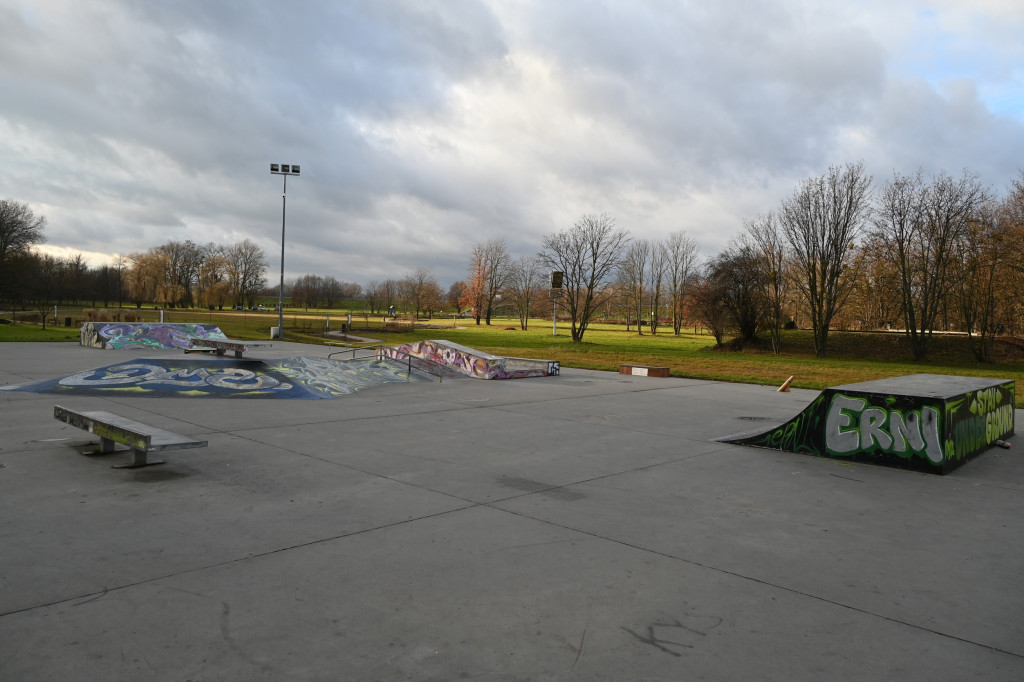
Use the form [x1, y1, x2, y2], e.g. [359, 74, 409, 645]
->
[73, 410, 207, 452]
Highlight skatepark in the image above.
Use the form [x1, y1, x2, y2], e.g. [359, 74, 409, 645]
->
[1, 339, 1022, 680]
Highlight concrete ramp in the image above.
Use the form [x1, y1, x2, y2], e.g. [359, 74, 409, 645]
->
[81, 322, 227, 350]
[3, 356, 426, 399]
[721, 373, 1014, 474]
[381, 340, 559, 379]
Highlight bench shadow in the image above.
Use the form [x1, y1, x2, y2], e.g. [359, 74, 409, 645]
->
[128, 467, 191, 482]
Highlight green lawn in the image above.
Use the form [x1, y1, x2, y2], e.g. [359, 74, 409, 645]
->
[0, 323, 81, 342]
[379, 321, 1024, 389]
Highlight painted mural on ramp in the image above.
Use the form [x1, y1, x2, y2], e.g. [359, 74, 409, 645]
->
[382, 339, 559, 379]
[3, 356, 426, 399]
[80, 322, 227, 350]
[720, 373, 1014, 474]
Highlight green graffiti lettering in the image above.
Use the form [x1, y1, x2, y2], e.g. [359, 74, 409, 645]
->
[985, 404, 1013, 442]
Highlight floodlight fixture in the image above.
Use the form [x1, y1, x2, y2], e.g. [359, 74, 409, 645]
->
[270, 163, 300, 176]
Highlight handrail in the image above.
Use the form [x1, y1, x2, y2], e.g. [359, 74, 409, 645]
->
[326, 344, 450, 383]
[378, 347, 452, 383]
[327, 343, 382, 361]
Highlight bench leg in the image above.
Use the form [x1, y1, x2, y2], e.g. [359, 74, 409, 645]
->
[81, 437, 120, 457]
[234, 350, 244, 358]
[111, 449, 165, 469]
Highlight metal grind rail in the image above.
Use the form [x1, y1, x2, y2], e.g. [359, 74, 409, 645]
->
[327, 344, 451, 382]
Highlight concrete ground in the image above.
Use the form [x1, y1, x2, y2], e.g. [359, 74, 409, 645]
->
[1, 341, 1022, 681]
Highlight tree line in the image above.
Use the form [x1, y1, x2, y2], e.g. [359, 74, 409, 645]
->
[4, 161, 1024, 361]
[451, 163, 1024, 361]
[700, 164, 1024, 361]
[0, 202, 454, 320]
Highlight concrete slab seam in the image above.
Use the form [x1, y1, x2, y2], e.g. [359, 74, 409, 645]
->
[487, 504, 1024, 662]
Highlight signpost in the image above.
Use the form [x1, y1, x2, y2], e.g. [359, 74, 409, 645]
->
[550, 271, 563, 336]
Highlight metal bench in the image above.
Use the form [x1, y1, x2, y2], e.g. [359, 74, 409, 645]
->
[186, 338, 272, 358]
[53, 405, 208, 469]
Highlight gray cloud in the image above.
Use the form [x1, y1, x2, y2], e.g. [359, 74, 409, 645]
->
[2, 0, 1022, 286]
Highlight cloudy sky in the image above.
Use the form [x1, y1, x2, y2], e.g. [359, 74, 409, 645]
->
[3, 0, 1023, 287]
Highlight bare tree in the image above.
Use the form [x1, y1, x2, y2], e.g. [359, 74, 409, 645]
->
[154, 240, 205, 307]
[199, 249, 231, 309]
[691, 266, 729, 346]
[780, 162, 872, 357]
[126, 251, 161, 305]
[0, 199, 47, 305]
[225, 239, 269, 308]
[710, 238, 765, 343]
[323, 278, 359, 308]
[113, 253, 128, 308]
[401, 267, 440, 319]
[364, 280, 383, 314]
[745, 212, 788, 353]
[447, 280, 467, 314]
[874, 169, 989, 359]
[506, 255, 542, 330]
[952, 201, 1006, 361]
[291, 274, 324, 309]
[663, 231, 699, 335]
[0, 199, 46, 267]
[382, 279, 401, 312]
[619, 240, 650, 335]
[462, 248, 486, 324]
[846, 233, 903, 330]
[465, 239, 511, 325]
[483, 239, 511, 324]
[61, 254, 89, 305]
[647, 243, 667, 334]
[538, 213, 629, 343]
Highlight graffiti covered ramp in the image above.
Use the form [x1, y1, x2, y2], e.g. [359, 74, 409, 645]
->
[2, 356, 429, 399]
[382, 339, 559, 379]
[80, 322, 228, 350]
[720, 373, 1015, 474]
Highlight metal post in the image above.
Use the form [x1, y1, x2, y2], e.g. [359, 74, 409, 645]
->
[552, 297, 557, 336]
[270, 163, 299, 339]
[278, 173, 286, 339]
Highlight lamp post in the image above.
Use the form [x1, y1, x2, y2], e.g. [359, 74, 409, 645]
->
[269, 163, 300, 339]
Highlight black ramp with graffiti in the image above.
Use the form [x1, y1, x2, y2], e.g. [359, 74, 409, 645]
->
[721, 373, 1014, 474]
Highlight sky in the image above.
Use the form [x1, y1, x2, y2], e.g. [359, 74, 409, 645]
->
[2, 0, 1023, 288]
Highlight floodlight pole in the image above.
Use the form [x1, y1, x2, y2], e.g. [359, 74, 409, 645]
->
[278, 173, 286, 337]
[270, 163, 300, 339]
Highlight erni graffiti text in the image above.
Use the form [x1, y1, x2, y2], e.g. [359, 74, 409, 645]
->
[825, 395, 943, 464]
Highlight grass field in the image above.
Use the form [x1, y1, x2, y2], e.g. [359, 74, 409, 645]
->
[4, 310, 1023, 407]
